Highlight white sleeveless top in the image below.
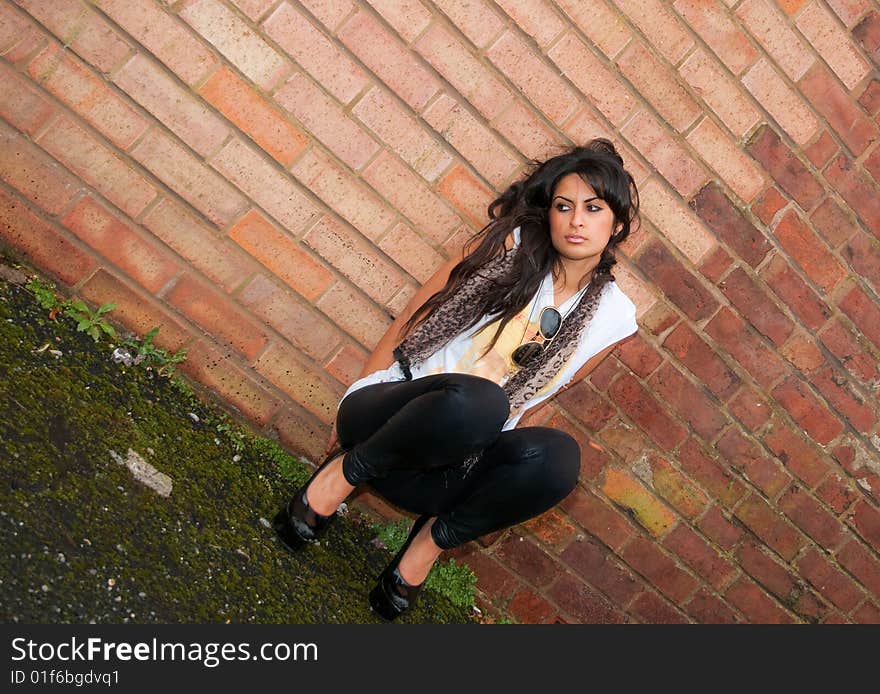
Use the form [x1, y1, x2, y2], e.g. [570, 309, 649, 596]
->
[340, 227, 638, 430]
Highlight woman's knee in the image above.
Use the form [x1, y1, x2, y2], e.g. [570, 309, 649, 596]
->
[521, 428, 581, 500]
[442, 374, 510, 431]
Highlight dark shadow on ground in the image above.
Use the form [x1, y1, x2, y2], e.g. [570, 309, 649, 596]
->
[0, 260, 476, 624]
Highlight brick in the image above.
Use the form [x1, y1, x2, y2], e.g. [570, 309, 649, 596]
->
[736, 0, 814, 80]
[0, 188, 95, 285]
[555, 0, 630, 58]
[270, 401, 329, 462]
[548, 32, 636, 126]
[589, 352, 624, 390]
[436, 164, 493, 230]
[599, 417, 655, 466]
[559, 486, 635, 551]
[211, 138, 318, 235]
[639, 180, 716, 264]
[253, 342, 341, 425]
[635, 241, 717, 321]
[493, 0, 564, 47]
[649, 364, 727, 443]
[630, 591, 690, 623]
[751, 187, 787, 227]
[763, 419, 833, 488]
[719, 267, 794, 346]
[142, 199, 255, 294]
[325, 343, 367, 387]
[166, 272, 269, 361]
[800, 63, 878, 156]
[176, 339, 284, 428]
[113, 53, 229, 157]
[623, 111, 709, 198]
[674, 0, 759, 75]
[662, 323, 740, 400]
[316, 282, 391, 349]
[494, 533, 559, 587]
[837, 538, 880, 595]
[615, 335, 663, 378]
[548, 572, 626, 623]
[0, 1, 40, 53]
[615, 0, 693, 63]
[840, 284, 880, 351]
[717, 428, 791, 499]
[805, 130, 839, 169]
[726, 576, 795, 622]
[622, 536, 699, 603]
[452, 545, 520, 600]
[617, 41, 701, 131]
[664, 523, 737, 590]
[0, 62, 54, 135]
[774, 210, 847, 292]
[378, 223, 444, 284]
[843, 232, 880, 296]
[0, 123, 79, 215]
[814, 365, 877, 433]
[691, 183, 771, 267]
[704, 307, 787, 388]
[130, 129, 247, 226]
[296, 0, 354, 31]
[303, 216, 403, 304]
[274, 72, 379, 171]
[351, 87, 452, 182]
[853, 601, 880, 624]
[742, 60, 819, 146]
[760, 254, 830, 331]
[810, 197, 860, 248]
[644, 451, 711, 519]
[864, 146, 880, 195]
[859, 79, 880, 115]
[93, 0, 216, 84]
[18, 0, 131, 73]
[747, 127, 824, 210]
[678, 48, 760, 136]
[817, 474, 860, 514]
[487, 30, 577, 126]
[611, 366, 689, 446]
[734, 494, 806, 561]
[827, 0, 872, 27]
[78, 268, 189, 352]
[364, 152, 460, 243]
[228, 0, 276, 21]
[198, 67, 308, 167]
[262, 4, 368, 104]
[698, 246, 732, 283]
[681, 437, 749, 510]
[772, 377, 845, 446]
[561, 535, 642, 605]
[690, 120, 766, 202]
[797, 2, 871, 90]
[797, 547, 865, 611]
[61, 197, 179, 293]
[820, 315, 879, 383]
[544, 411, 611, 482]
[686, 587, 743, 623]
[423, 94, 519, 187]
[35, 116, 157, 219]
[823, 155, 880, 233]
[736, 541, 800, 601]
[779, 485, 846, 550]
[729, 388, 772, 430]
[523, 508, 578, 549]
[228, 209, 331, 302]
[698, 504, 745, 550]
[781, 332, 825, 373]
[361, 0, 432, 43]
[339, 11, 440, 111]
[601, 468, 678, 536]
[494, 101, 562, 163]
[507, 588, 556, 624]
[851, 500, 880, 553]
[291, 148, 395, 241]
[178, 0, 287, 90]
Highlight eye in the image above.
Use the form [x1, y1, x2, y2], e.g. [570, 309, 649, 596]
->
[555, 202, 571, 212]
[587, 204, 602, 212]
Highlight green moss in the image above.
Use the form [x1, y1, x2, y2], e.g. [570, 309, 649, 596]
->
[0, 260, 476, 624]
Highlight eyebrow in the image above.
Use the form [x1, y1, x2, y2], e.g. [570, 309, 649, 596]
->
[553, 195, 600, 204]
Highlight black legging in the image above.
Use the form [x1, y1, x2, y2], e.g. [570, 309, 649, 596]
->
[335, 373, 580, 550]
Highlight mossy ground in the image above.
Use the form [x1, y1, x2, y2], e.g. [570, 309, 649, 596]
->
[0, 260, 476, 624]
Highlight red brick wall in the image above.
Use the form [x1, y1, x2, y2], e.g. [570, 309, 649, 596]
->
[1, 0, 879, 623]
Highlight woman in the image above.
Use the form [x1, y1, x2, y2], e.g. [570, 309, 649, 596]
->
[274, 139, 640, 621]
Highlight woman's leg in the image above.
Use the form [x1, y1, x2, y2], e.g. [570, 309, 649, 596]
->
[303, 373, 510, 515]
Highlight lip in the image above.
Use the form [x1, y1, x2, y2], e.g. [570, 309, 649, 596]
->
[564, 235, 586, 243]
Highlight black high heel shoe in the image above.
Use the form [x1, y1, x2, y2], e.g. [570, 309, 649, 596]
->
[369, 514, 432, 621]
[273, 445, 345, 552]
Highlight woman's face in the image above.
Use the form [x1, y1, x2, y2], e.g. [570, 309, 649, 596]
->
[548, 173, 619, 273]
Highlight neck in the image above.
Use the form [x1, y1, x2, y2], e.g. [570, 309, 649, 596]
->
[555, 255, 600, 292]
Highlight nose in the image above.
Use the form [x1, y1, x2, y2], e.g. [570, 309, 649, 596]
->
[572, 205, 587, 227]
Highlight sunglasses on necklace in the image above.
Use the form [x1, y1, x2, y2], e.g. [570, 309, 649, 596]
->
[510, 306, 563, 367]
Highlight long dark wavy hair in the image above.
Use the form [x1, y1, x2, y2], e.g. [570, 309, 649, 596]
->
[398, 138, 640, 352]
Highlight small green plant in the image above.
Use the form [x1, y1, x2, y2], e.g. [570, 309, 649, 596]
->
[251, 437, 308, 485]
[26, 277, 116, 342]
[373, 519, 478, 608]
[120, 326, 187, 377]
